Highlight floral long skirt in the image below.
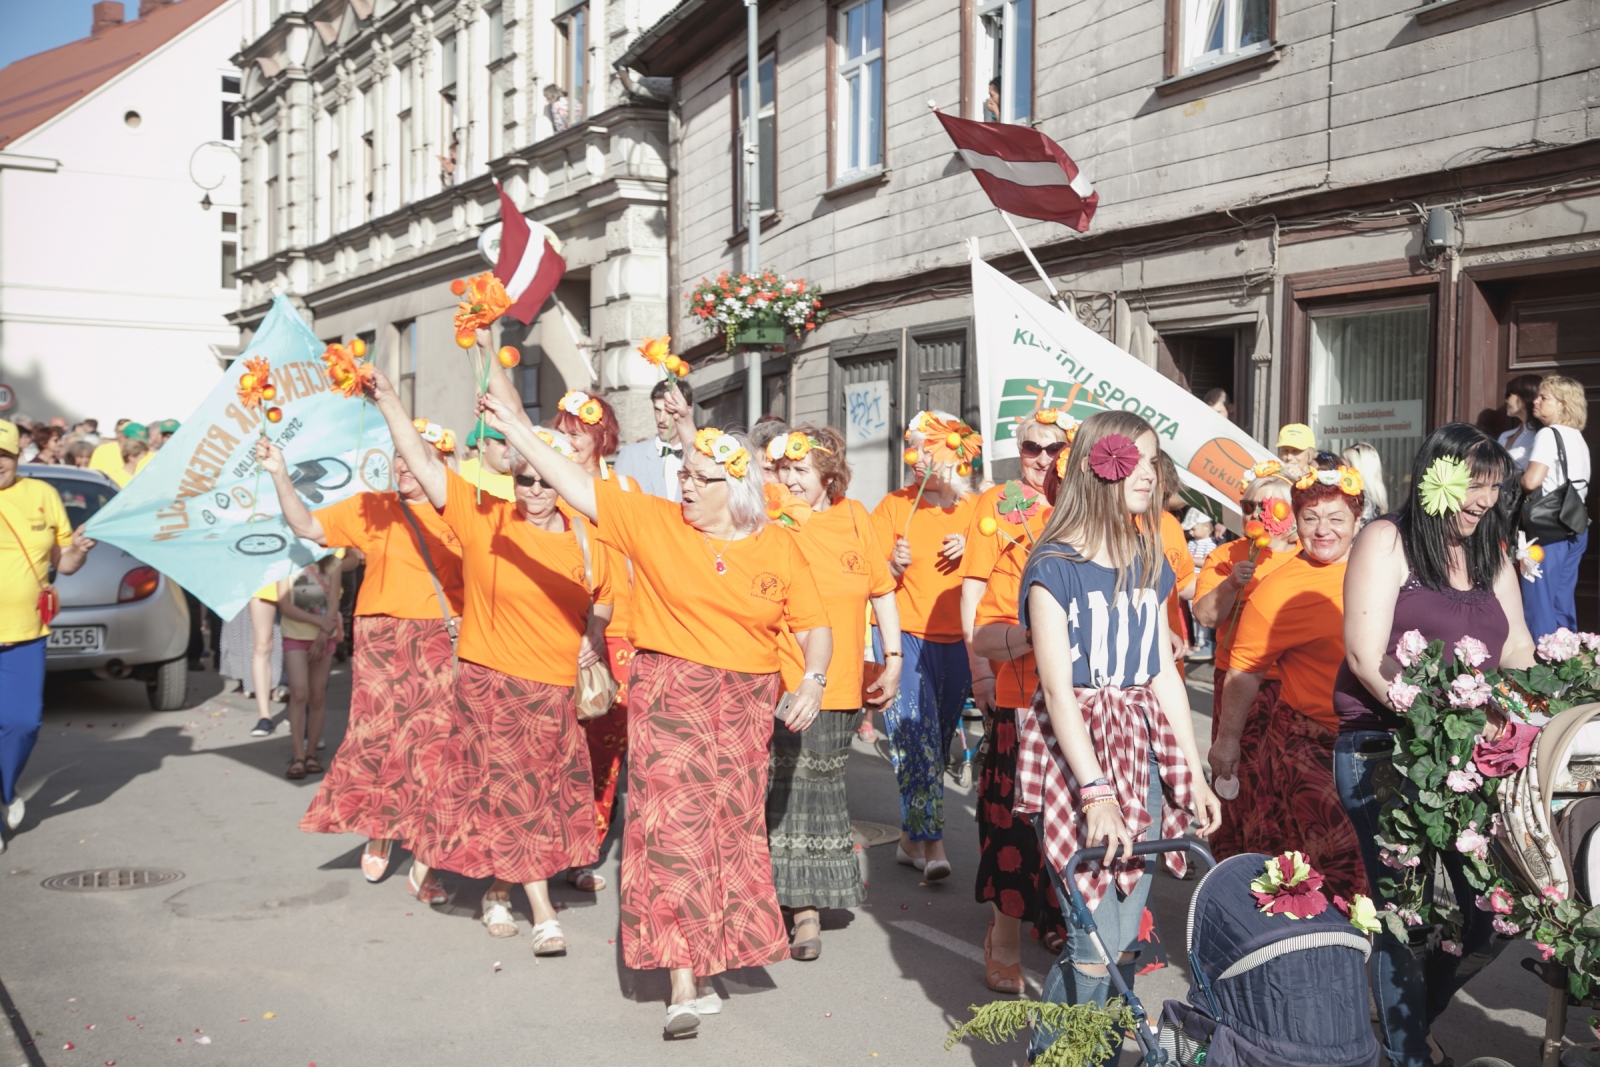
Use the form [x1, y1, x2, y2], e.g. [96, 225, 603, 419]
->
[1209, 667, 1281, 862]
[620, 651, 788, 975]
[414, 661, 598, 884]
[973, 709, 1065, 944]
[582, 636, 635, 847]
[300, 615, 455, 845]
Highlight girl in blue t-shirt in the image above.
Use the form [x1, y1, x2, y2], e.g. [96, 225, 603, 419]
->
[1017, 411, 1221, 1062]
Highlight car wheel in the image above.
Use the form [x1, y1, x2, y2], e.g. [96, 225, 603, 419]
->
[147, 657, 187, 711]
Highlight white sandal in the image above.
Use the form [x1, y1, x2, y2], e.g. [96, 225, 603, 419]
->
[895, 844, 926, 871]
[664, 1002, 700, 1035]
[529, 918, 567, 956]
[481, 899, 518, 938]
[694, 984, 721, 1015]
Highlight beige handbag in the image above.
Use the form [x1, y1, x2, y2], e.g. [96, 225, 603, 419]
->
[571, 519, 619, 721]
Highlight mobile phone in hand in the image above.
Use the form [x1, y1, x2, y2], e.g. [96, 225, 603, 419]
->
[774, 692, 796, 720]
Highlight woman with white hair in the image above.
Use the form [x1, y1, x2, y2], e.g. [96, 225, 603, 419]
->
[368, 371, 611, 960]
[1341, 442, 1388, 523]
[474, 386, 832, 1037]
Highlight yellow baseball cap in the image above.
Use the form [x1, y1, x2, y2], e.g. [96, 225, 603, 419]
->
[0, 419, 17, 456]
[1276, 423, 1316, 451]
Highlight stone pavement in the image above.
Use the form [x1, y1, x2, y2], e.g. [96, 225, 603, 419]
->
[0, 664, 1588, 1066]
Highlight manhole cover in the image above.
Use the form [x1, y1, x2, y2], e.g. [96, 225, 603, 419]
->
[42, 868, 184, 892]
[850, 820, 901, 848]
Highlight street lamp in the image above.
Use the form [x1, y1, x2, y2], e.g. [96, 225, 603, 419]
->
[188, 140, 239, 210]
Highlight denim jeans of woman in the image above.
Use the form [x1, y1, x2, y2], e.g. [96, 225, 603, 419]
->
[1028, 761, 1161, 1065]
[1334, 730, 1503, 1067]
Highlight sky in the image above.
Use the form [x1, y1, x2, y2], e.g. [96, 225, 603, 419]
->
[0, 0, 141, 70]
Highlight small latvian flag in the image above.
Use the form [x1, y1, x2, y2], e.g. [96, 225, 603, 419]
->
[493, 183, 566, 323]
[933, 110, 1098, 233]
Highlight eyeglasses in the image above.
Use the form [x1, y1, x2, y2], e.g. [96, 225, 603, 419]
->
[1018, 440, 1069, 458]
[1239, 499, 1262, 514]
[676, 469, 727, 489]
[513, 474, 549, 490]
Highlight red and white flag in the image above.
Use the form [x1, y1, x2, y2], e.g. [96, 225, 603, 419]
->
[494, 183, 566, 323]
[934, 111, 1098, 232]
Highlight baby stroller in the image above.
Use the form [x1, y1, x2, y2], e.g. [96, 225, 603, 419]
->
[1061, 840, 1379, 1066]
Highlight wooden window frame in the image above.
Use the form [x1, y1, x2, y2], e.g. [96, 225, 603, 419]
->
[1163, 0, 1278, 81]
[729, 39, 780, 238]
[829, 0, 886, 187]
[967, 0, 1037, 123]
[556, 4, 589, 123]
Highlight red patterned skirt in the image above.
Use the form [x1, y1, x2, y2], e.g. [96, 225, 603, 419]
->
[1238, 698, 1369, 900]
[414, 660, 598, 883]
[583, 637, 635, 846]
[620, 651, 788, 974]
[1208, 667, 1281, 863]
[300, 615, 455, 845]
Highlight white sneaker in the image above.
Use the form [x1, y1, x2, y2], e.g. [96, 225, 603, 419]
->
[694, 985, 722, 1015]
[4, 796, 23, 831]
[664, 1003, 700, 1035]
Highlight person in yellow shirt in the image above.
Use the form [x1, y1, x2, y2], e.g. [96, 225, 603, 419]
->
[456, 424, 514, 501]
[0, 418, 96, 851]
[89, 422, 153, 487]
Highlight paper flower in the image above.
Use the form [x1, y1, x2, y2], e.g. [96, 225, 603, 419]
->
[559, 391, 603, 425]
[768, 432, 829, 462]
[1249, 851, 1329, 920]
[453, 272, 511, 333]
[1334, 893, 1382, 935]
[1293, 471, 1317, 490]
[763, 482, 813, 528]
[1035, 407, 1061, 424]
[923, 416, 983, 466]
[1240, 459, 1282, 488]
[532, 428, 573, 459]
[1517, 531, 1544, 581]
[1054, 451, 1069, 479]
[725, 448, 750, 480]
[1261, 497, 1295, 538]
[322, 342, 374, 399]
[638, 335, 673, 367]
[1317, 468, 1341, 486]
[996, 481, 1044, 525]
[1394, 630, 1428, 667]
[236, 355, 273, 409]
[694, 427, 722, 456]
[1419, 455, 1469, 516]
[904, 411, 935, 441]
[1338, 467, 1364, 496]
[1087, 433, 1139, 481]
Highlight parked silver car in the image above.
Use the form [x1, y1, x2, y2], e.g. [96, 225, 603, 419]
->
[23, 465, 190, 710]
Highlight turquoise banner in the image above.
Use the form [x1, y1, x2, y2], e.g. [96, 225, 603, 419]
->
[85, 296, 394, 619]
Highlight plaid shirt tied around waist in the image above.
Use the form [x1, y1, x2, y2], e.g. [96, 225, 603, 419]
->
[1016, 683, 1195, 909]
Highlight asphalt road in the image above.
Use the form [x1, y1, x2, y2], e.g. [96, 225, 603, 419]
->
[0, 663, 1591, 1066]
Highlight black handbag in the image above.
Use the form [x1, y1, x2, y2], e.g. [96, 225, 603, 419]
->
[1521, 428, 1590, 542]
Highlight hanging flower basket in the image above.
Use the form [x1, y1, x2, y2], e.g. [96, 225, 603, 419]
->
[688, 270, 828, 352]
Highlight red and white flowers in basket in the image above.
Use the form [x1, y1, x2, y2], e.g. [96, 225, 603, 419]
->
[687, 270, 828, 352]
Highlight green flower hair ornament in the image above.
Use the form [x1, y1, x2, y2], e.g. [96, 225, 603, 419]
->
[1419, 455, 1470, 516]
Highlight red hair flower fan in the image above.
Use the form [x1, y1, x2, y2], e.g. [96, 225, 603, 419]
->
[1087, 433, 1139, 482]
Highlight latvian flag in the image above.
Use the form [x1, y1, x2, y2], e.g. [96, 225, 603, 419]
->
[933, 110, 1098, 232]
[494, 183, 566, 323]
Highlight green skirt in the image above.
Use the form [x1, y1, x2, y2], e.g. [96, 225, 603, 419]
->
[766, 709, 865, 909]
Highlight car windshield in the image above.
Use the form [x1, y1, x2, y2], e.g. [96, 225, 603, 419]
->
[33, 474, 117, 529]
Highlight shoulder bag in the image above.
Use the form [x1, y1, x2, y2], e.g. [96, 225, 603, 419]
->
[1521, 428, 1590, 543]
[570, 518, 620, 721]
[0, 506, 60, 627]
[396, 500, 459, 677]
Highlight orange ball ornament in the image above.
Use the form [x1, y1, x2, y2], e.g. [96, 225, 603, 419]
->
[450, 278, 467, 296]
[261, 385, 276, 400]
[1529, 544, 1546, 562]
[945, 431, 962, 449]
[456, 331, 475, 349]
[903, 448, 920, 466]
[956, 462, 972, 477]
[350, 338, 367, 358]
[674, 362, 690, 379]
[665, 354, 682, 373]
[239, 372, 257, 390]
[265, 407, 283, 423]
[978, 517, 999, 536]
[497, 346, 520, 368]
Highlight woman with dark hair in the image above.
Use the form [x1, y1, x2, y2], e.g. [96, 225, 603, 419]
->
[1210, 465, 1368, 898]
[1017, 410, 1220, 1061]
[551, 388, 638, 894]
[1498, 372, 1543, 470]
[1521, 375, 1590, 640]
[766, 424, 903, 961]
[1336, 422, 1534, 1067]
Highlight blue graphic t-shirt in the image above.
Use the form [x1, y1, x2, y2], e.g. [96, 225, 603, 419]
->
[1019, 547, 1175, 689]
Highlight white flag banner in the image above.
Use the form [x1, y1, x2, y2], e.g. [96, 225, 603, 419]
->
[972, 258, 1273, 516]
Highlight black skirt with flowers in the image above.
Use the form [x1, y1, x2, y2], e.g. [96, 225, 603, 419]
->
[973, 709, 1066, 942]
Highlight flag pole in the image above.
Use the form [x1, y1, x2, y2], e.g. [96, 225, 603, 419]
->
[997, 209, 1071, 315]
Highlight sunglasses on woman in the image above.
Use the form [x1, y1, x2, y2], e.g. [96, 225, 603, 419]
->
[1018, 439, 1069, 458]
[513, 474, 549, 490]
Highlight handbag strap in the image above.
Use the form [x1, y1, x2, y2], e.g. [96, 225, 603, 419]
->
[0, 506, 50, 592]
[1552, 427, 1589, 493]
[396, 498, 458, 638]
[571, 514, 596, 593]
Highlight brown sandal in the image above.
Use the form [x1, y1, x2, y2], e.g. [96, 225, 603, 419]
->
[303, 755, 324, 775]
[285, 758, 306, 780]
[790, 913, 822, 961]
[985, 922, 1024, 994]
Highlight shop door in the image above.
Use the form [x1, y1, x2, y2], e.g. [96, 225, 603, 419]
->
[831, 337, 901, 512]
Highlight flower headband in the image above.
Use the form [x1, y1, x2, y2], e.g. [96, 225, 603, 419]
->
[412, 418, 456, 454]
[766, 432, 832, 463]
[694, 428, 751, 480]
[559, 390, 604, 425]
[1239, 459, 1283, 488]
[1293, 466, 1364, 496]
[532, 428, 574, 459]
[1418, 456, 1469, 516]
[1087, 433, 1140, 481]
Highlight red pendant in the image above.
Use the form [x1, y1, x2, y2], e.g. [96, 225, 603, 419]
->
[715, 560, 727, 574]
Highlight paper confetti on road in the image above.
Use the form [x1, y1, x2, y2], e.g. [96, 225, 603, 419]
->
[197, 1036, 211, 1045]
[263, 1012, 276, 1019]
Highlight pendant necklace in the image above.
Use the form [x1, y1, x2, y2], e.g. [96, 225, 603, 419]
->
[702, 532, 731, 575]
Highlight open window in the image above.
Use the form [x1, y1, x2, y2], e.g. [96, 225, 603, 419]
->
[975, 0, 1032, 124]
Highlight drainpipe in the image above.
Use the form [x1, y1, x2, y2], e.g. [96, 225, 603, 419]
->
[743, 0, 761, 429]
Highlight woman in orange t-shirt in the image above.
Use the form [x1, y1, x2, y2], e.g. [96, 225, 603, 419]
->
[960, 409, 1067, 992]
[552, 388, 640, 893]
[1189, 470, 1297, 860]
[258, 424, 464, 892]
[478, 386, 832, 1036]
[766, 425, 902, 962]
[371, 373, 611, 960]
[1216, 464, 1369, 899]
[869, 410, 979, 881]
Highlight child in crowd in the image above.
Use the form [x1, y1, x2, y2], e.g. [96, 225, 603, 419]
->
[1182, 508, 1217, 661]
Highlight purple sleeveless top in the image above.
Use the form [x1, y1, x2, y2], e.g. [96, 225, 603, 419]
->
[1332, 525, 1510, 733]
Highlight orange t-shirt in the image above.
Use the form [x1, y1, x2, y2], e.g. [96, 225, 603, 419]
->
[962, 480, 1052, 582]
[1160, 510, 1194, 676]
[1229, 554, 1346, 728]
[441, 470, 610, 686]
[592, 477, 828, 675]
[566, 468, 639, 640]
[776, 499, 896, 708]
[973, 544, 1038, 709]
[870, 486, 979, 641]
[1194, 539, 1297, 672]
[314, 492, 465, 620]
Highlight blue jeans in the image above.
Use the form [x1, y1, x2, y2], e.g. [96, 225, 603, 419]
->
[1334, 730, 1501, 1067]
[1523, 529, 1587, 641]
[874, 630, 970, 841]
[1029, 761, 1161, 1064]
[0, 638, 47, 807]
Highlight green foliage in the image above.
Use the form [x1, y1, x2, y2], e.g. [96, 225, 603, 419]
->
[946, 998, 1140, 1067]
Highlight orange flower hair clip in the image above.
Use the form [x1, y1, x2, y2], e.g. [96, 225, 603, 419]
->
[412, 418, 456, 454]
[1240, 459, 1283, 488]
[322, 342, 375, 399]
[452, 272, 512, 334]
[1294, 466, 1364, 496]
[766, 432, 832, 463]
[559, 390, 605, 425]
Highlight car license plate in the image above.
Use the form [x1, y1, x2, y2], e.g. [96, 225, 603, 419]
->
[47, 626, 103, 653]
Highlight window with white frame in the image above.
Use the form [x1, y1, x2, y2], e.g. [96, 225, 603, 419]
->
[440, 34, 459, 186]
[397, 61, 413, 202]
[264, 135, 280, 255]
[837, 0, 883, 178]
[977, 0, 1031, 124]
[361, 87, 375, 220]
[1180, 0, 1271, 73]
[735, 53, 776, 222]
[557, 5, 588, 126]
[489, 5, 504, 62]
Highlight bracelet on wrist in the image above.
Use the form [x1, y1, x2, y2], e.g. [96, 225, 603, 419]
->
[883, 651, 903, 659]
[1082, 796, 1121, 812]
